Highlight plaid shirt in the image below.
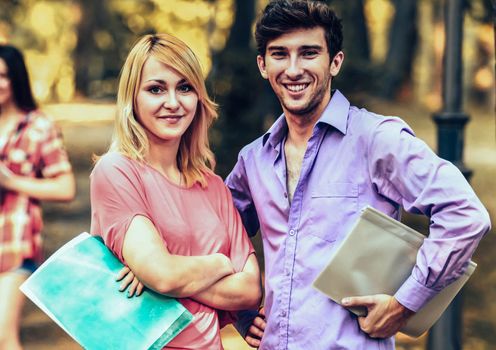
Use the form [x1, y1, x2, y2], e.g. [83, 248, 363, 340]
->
[0, 111, 72, 272]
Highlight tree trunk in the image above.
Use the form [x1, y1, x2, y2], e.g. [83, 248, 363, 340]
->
[327, 0, 372, 94]
[74, 0, 132, 98]
[379, 0, 418, 99]
[208, 0, 279, 177]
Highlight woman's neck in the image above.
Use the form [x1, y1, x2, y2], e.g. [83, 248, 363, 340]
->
[0, 101, 23, 121]
[146, 139, 183, 185]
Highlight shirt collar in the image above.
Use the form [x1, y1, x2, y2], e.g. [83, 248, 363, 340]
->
[262, 114, 288, 148]
[262, 89, 351, 147]
[317, 89, 350, 135]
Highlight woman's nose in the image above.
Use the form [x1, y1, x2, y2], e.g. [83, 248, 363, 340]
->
[163, 91, 179, 110]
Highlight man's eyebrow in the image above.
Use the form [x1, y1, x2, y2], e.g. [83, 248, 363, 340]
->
[266, 45, 324, 52]
[267, 46, 287, 52]
[300, 45, 324, 51]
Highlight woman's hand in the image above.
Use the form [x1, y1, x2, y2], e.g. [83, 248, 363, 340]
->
[0, 162, 14, 189]
[115, 266, 145, 297]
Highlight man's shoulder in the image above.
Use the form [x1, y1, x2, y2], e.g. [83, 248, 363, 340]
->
[347, 106, 413, 136]
[237, 134, 267, 160]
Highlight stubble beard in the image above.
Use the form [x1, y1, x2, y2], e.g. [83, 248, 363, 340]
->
[280, 76, 332, 121]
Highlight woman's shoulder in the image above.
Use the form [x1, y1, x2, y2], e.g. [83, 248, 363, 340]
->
[22, 110, 57, 133]
[201, 171, 231, 197]
[93, 152, 141, 175]
[203, 171, 225, 188]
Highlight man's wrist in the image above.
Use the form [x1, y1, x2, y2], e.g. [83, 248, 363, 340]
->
[394, 297, 415, 319]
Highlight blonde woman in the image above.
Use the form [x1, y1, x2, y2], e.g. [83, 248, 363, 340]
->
[90, 34, 261, 349]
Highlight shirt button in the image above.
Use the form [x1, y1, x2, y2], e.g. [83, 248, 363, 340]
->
[281, 310, 287, 317]
[284, 192, 288, 198]
[289, 229, 296, 236]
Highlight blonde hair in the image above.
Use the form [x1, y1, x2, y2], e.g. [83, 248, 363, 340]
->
[109, 33, 217, 188]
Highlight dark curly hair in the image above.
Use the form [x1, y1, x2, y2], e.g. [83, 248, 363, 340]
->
[255, 0, 343, 59]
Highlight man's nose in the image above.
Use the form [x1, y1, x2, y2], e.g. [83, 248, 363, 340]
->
[285, 56, 303, 79]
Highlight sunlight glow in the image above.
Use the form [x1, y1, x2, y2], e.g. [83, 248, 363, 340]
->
[364, 0, 395, 63]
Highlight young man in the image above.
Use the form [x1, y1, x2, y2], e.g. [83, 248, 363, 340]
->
[225, 0, 491, 349]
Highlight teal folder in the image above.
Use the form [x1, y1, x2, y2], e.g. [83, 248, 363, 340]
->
[20, 232, 193, 350]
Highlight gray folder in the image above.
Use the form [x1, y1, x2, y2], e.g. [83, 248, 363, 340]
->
[312, 206, 476, 338]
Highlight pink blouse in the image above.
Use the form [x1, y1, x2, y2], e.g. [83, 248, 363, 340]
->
[90, 152, 254, 349]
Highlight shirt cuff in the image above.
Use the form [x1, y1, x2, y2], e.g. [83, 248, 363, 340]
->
[394, 275, 439, 312]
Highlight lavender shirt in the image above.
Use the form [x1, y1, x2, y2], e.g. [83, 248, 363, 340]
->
[226, 90, 491, 350]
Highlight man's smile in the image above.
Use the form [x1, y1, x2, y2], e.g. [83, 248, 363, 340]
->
[283, 83, 309, 93]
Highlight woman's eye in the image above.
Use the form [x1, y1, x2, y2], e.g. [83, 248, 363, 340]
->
[148, 86, 163, 94]
[178, 84, 193, 93]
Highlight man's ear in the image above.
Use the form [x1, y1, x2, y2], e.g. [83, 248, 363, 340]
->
[330, 51, 344, 77]
[257, 55, 268, 79]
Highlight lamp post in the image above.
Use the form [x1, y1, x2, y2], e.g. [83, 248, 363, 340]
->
[427, 0, 471, 349]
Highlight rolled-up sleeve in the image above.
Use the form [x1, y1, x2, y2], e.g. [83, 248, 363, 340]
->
[224, 149, 262, 335]
[90, 153, 152, 263]
[367, 118, 491, 312]
[225, 149, 260, 237]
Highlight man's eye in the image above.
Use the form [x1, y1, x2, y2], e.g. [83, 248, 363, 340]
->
[178, 84, 193, 93]
[303, 51, 318, 57]
[148, 86, 163, 94]
[271, 51, 286, 58]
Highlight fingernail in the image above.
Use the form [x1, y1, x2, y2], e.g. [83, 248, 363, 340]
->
[342, 298, 350, 305]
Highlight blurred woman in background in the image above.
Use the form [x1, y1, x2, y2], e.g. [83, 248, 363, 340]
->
[0, 45, 75, 349]
[90, 34, 261, 349]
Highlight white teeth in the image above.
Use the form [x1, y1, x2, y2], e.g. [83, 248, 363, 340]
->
[286, 84, 308, 92]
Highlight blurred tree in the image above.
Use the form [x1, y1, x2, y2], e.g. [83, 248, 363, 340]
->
[329, 0, 419, 100]
[328, 0, 374, 94]
[0, 2, 33, 44]
[74, 0, 233, 99]
[466, 0, 494, 23]
[1, 1, 81, 102]
[208, 0, 279, 177]
[74, 0, 147, 98]
[378, 0, 418, 99]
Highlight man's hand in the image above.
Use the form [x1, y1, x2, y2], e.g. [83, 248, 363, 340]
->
[245, 307, 266, 348]
[342, 294, 414, 338]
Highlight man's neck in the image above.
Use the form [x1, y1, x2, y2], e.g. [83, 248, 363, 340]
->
[284, 110, 325, 148]
[285, 115, 314, 148]
[284, 91, 332, 148]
